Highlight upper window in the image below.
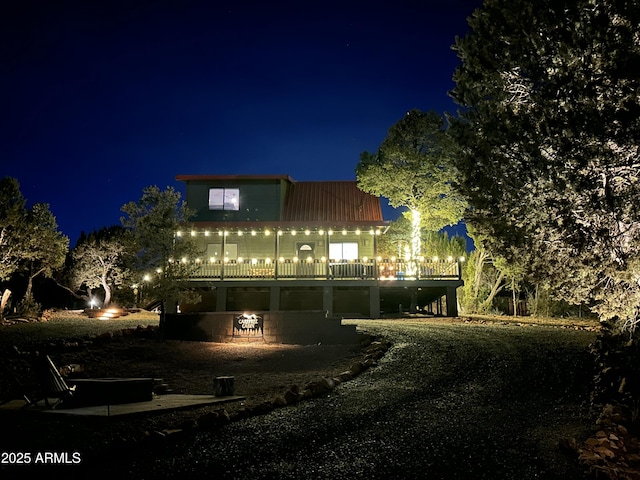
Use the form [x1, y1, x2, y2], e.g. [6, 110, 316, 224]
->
[209, 188, 239, 211]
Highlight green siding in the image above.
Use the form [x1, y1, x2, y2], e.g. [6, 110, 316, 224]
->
[186, 180, 284, 222]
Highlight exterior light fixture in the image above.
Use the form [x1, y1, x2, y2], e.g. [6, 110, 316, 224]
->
[237, 230, 243, 236]
[209, 257, 215, 263]
[459, 256, 466, 262]
[181, 257, 187, 263]
[321, 256, 326, 262]
[362, 256, 368, 262]
[204, 230, 210, 236]
[342, 229, 347, 235]
[369, 229, 375, 235]
[279, 257, 285, 263]
[318, 229, 324, 235]
[251, 258, 258, 265]
[224, 257, 229, 263]
[433, 256, 439, 262]
[223, 231, 229, 236]
[355, 229, 361, 235]
[376, 256, 382, 262]
[306, 256, 313, 263]
[218, 231, 223, 236]
[156, 268, 162, 273]
[191, 231, 196, 236]
[265, 258, 271, 264]
[251, 230, 256, 236]
[447, 256, 454, 262]
[237, 257, 243, 263]
[293, 256, 299, 263]
[305, 229, 310, 235]
[328, 229, 333, 235]
[376, 230, 381, 235]
[176, 231, 182, 237]
[143, 274, 150, 282]
[291, 230, 297, 236]
[278, 230, 283, 236]
[264, 229, 271, 236]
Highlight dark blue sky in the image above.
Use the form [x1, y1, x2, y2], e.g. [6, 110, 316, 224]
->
[1, 0, 482, 246]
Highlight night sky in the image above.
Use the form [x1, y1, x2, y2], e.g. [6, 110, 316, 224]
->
[2, 0, 482, 246]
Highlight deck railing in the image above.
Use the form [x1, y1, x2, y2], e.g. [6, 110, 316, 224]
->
[191, 258, 461, 281]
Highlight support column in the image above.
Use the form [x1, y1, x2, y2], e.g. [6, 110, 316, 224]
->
[269, 286, 280, 311]
[216, 286, 227, 312]
[445, 286, 458, 317]
[322, 286, 333, 317]
[369, 286, 380, 318]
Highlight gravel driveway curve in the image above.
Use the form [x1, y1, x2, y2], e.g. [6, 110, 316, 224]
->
[83, 318, 597, 479]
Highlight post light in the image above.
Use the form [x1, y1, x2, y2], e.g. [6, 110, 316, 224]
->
[156, 268, 162, 274]
[318, 229, 324, 235]
[191, 230, 196, 236]
[418, 256, 424, 262]
[176, 231, 182, 237]
[181, 257, 187, 263]
[459, 256, 466, 262]
[362, 256, 368, 262]
[265, 258, 272, 264]
[376, 256, 382, 262]
[237, 257, 243, 263]
[143, 274, 151, 281]
[251, 230, 256, 236]
[251, 258, 258, 265]
[224, 257, 229, 263]
[237, 230, 243, 236]
[355, 229, 361, 235]
[321, 256, 326, 262]
[433, 256, 439, 262]
[209, 257, 215, 263]
[369, 229, 375, 235]
[264, 229, 271, 236]
[195, 258, 201, 263]
[218, 230, 223, 236]
[279, 257, 285, 263]
[376, 230, 381, 235]
[305, 229, 310, 235]
[204, 230, 210, 236]
[224, 230, 229, 236]
[306, 256, 313, 263]
[342, 229, 347, 235]
[391, 256, 396, 261]
[293, 256, 299, 263]
[328, 229, 333, 235]
[447, 256, 454, 262]
[291, 230, 297, 236]
[278, 230, 283, 236]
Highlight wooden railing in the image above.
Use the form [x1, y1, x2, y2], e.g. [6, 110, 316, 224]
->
[191, 258, 461, 281]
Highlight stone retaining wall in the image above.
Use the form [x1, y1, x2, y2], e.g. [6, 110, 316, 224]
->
[162, 310, 359, 344]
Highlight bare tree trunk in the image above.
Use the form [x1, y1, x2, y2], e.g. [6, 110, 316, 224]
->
[101, 273, 111, 307]
[0, 289, 10, 322]
[480, 271, 506, 313]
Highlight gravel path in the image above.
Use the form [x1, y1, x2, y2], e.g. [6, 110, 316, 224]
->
[78, 318, 597, 479]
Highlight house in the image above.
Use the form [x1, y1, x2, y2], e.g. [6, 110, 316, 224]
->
[175, 174, 463, 319]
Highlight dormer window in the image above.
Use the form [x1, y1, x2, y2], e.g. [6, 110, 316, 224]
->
[209, 188, 239, 211]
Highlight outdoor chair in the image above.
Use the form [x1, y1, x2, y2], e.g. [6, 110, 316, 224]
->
[29, 353, 77, 409]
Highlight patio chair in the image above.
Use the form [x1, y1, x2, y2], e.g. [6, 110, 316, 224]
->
[29, 353, 77, 409]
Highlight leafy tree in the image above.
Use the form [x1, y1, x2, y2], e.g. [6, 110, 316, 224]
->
[67, 226, 130, 308]
[357, 109, 467, 263]
[120, 185, 201, 312]
[19, 203, 69, 316]
[0, 177, 27, 283]
[451, 0, 640, 333]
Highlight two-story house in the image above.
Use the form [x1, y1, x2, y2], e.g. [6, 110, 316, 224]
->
[175, 174, 462, 319]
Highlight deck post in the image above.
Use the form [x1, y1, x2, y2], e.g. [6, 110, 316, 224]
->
[323, 286, 333, 317]
[446, 286, 458, 317]
[269, 286, 280, 311]
[216, 287, 227, 312]
[369, 286, 380, 318]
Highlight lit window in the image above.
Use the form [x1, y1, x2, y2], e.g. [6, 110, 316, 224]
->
[209, 188, 240, 211]
[329, 242, 358, 260]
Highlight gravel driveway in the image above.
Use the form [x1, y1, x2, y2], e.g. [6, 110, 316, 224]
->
[78, 318, 597, 479]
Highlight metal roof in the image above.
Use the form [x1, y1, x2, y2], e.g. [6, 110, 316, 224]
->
[282, 181, 383, 223]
